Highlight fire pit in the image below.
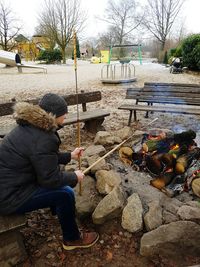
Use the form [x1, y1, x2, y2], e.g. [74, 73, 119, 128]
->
[118, 129, 200, 198]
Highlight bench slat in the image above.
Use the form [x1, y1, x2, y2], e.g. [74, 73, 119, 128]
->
[0, 91, 102, 117]
[118, 104, 200, 115]
[120, 82, 200, 125]
[135, 97, 200, 105]
[144, 82, 200, 88]
[63, 109, 110, 125]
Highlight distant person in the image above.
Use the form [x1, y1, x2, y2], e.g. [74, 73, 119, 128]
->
[172, 57, 181, 68]
[0, 93, 99, 250]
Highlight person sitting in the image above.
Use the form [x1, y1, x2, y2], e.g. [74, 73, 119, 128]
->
[0, 93, 99, 250]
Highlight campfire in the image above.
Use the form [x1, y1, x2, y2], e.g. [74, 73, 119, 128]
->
[119, 129, 200, 197]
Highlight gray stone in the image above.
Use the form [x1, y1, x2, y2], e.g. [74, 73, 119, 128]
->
[92, 186, 126, 224]
[176, 191, 193, 203]
[185, 200, 200, 208]
[94, 131, 122, 146]
[163, 210, 179, 224]
[83, 145, 106, 157]
[144, 200, 163, 231]
[121, 193, 143, 233]
[160, 195, 183, 215]
[115, 126, 133, 140]
[140, 221, 200, 258]
[87, 155, 110, 174]
[95, 169, 122, 195]
[177, 205, 200, 221]
[74, 175, 102, 218]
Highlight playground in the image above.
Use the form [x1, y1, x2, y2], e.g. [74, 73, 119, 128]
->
[0, 59, 199, 131]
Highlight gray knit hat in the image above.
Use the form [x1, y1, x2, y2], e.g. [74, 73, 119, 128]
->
[39, 93, 68, 118]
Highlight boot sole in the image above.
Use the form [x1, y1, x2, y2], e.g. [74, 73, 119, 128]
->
[62, 233, 99, 251]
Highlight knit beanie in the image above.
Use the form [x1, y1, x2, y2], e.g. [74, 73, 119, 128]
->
[39, 93, 68, 118]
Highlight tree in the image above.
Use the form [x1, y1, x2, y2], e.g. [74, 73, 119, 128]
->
[71, 35, 80, 59]
[182, 34, 200, 70]
[0, 1, 21, 51]
[37, 0, 86, 63]
[100, 0, 142, 46]
[141, 0, 185, 51]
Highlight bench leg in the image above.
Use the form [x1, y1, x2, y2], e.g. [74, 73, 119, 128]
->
[128, 110, 133, 126]
[145, 103, 150, 118]
[134, 110, 137, 122]
[84, 118, 105, 133]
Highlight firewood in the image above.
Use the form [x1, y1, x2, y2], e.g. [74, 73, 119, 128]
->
[150, 172, 175, 190]
[119, 146, 133, 165]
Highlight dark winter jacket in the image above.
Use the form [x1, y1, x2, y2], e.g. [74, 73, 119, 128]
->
[0, 102, 78, 215]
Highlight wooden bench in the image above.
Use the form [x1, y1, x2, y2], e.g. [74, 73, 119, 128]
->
[0, 91, 110, 137]
[118, 82, 200, 125]
[0, 215, 27, 266]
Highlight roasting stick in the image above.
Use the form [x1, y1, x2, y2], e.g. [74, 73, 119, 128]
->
[73, 30, 82, 196]
[83, 118, 158, 175]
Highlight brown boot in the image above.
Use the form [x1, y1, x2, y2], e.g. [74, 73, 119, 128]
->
[62, 232, 99, 251]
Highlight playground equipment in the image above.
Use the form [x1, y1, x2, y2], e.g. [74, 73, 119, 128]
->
[108, 44, 142, 65]
[91, 56, 101, 64]
[0, 50, 47, 73]
[101, 62, 136, 84]
[101, 44, 141, 84]
[90, 51, 110, 64]
[100, 50, 109, 63]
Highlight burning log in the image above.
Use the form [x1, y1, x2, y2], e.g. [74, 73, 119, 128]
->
[150, 172, 175, 190]
[173, 129, 196, 146]
[175, 148, 200, 175]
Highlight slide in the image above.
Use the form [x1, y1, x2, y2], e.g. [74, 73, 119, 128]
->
[0, 50, 47, 73]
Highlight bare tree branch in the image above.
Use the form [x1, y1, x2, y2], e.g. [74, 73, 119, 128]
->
[140, 0, 185, 50]
[98, 0, 143, 46]
[37, 0, 87, 63]
[0, 1, 22, 51]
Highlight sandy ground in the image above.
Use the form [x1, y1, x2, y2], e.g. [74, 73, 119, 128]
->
[0, 59, 200, 139]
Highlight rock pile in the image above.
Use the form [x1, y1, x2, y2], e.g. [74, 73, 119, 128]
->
[66, 127, 200, 259]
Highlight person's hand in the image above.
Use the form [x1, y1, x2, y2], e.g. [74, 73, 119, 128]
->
[74, 170, 84, 182]
[71, 147, 84, 161]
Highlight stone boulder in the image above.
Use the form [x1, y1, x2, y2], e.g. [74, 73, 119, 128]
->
[177, 205, 200, 221]
[144, 200, 163, 231]
[94, 131, 122, 146]
[74, 175, 102, 218]
[140, 221, 200, 258]
[121, 193, 143, 233]
[114, 126, 133, 140]
[92, 186, 126, 224]
[95, 170, 122, 195]
[87, 155, 110, 174]
[83, 145, 106, 157]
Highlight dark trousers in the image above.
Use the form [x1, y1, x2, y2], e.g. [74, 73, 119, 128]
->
[15, 186, 80, 241]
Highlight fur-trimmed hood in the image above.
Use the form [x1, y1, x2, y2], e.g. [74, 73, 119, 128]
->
[13, 102, 58, 131]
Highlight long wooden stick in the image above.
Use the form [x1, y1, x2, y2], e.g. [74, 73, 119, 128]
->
[83, 118, 158, 175]
[73, 30, 82, 195]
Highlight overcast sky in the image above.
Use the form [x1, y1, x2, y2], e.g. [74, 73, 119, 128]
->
[7, 0, 200, 39]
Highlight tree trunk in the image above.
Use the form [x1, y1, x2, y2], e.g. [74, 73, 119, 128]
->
[61, 47, 66, 64]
